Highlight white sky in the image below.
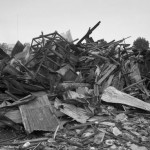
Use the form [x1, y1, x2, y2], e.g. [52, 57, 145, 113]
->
[0, 0, 150, 44]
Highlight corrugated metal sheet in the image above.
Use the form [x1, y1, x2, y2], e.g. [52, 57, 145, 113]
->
[19, 94, 59, 133]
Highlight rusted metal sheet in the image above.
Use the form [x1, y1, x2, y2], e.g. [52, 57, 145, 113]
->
[19, 94, 59, 133]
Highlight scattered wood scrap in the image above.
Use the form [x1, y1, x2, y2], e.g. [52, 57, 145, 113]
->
[0, 21, 150, 150]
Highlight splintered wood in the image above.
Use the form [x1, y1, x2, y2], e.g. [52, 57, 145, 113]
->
[97, 64, 117, 85]
[1, 21, 150, 150]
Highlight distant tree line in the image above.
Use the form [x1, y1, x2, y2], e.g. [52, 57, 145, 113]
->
[133, 37, 149, 55]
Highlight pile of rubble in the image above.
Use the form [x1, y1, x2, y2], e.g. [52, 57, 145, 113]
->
[0, 21, 150, 150]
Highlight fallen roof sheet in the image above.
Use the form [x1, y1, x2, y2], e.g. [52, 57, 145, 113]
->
[19, 94, 59, 133]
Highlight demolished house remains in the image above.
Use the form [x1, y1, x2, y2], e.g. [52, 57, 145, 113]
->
[0, 21, 150, 150]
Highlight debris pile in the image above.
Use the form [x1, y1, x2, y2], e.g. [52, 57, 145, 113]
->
[0, 21, 150, 150]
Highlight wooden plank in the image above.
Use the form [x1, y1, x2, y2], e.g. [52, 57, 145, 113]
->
[97, 64, 117, 85]
[19, 94, 59, 133]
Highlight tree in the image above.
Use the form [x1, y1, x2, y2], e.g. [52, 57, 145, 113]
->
[133, 37, 149, 52]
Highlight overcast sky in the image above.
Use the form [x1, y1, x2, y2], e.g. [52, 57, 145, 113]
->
[0, 0, 150, 44]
